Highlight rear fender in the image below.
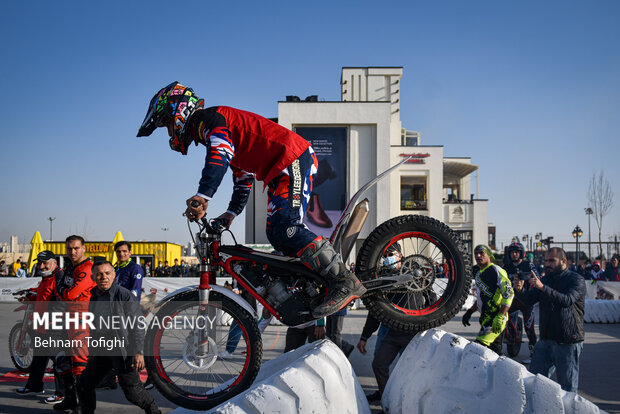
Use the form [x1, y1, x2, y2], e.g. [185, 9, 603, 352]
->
[157, 285, 257, 319]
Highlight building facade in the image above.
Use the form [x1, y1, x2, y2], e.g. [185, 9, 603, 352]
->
[245, 67, 489, 260]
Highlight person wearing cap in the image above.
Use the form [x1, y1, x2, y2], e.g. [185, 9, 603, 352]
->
[462, 245, 514, 355]
[16, 250, 65, 404]
[364, 242, 436, 402]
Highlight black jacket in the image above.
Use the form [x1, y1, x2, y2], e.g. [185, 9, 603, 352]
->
[517, 268, 586, 344]
[89, 283, 144, 357]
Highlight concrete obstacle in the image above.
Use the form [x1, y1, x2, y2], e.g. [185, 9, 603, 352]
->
[584, 299, 620, 323]
[383, 329, 603, 414]
[173, 339, 370, 414]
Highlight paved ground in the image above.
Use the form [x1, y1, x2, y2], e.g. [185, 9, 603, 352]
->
[0, 303, 618, 413]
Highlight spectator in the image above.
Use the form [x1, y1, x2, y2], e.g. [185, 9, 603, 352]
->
[180, 260, 189, 277]
[76, 261, 161, 414]
[514, 247, 586, 393]
[52, 235, 96, 411]
[170, 258, 182, 277]
[357, 243, 403, 359]
[363, 243, 436, 402]
[97, 241, 146, 390]
[15, 250, 64, 403]
[154, 261, 169, 278]
[590, 261, 604, 281]
[582, 260, 593, 280]
[502, 242, 537, 360]
[16, 262, 28, 278]
[114, 241, 144, 299]
[326, 308, 354, 357]
[462, 245, 514, 355]
[142, 260, 152, 278]
[284, 319, 325, 353]
[0, 260, 8, 276]
[604, 257, 619, 281]
[11, 258, 22, 276]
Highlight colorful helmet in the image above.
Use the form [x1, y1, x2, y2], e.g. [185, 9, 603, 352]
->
[137, 81, 204, 155]
[506, 242, 525, 259]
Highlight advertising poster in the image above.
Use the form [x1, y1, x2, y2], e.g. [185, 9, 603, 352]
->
[294, 127, 347, 238]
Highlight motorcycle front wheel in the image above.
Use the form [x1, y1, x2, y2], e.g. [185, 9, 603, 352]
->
[8, 323, 33, 372]
[144, 289, 262, 410]
[356, 215, 471, 332]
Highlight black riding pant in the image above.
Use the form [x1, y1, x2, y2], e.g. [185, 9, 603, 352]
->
[76, 355, 159, 414]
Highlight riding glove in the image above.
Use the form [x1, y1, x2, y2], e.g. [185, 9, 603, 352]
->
[462, 308, 474, 326]
[492, 313, 508, 334]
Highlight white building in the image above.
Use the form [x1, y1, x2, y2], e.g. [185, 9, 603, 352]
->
[246, 67, 490, 259]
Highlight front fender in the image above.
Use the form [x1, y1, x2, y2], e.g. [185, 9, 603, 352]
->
[157, 285, 257, 320]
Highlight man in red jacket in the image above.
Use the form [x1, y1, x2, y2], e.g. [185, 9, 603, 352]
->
[53, 235, 96, 411]
[137, 82, 365, 317]
[16, 250, 64, 401]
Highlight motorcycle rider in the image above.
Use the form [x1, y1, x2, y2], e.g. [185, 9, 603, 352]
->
[503, 242, 537, 359]
[137, 82, 365, 317]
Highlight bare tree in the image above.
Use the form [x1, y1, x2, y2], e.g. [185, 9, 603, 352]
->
[587, 171, 614, 258]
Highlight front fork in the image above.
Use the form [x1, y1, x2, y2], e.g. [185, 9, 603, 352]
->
[196, 266, 217, 358]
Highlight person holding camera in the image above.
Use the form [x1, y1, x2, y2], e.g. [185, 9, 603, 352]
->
[462, 245, 514, 355]
[514, 247, 585, 393]
[503, 242, 537, 360]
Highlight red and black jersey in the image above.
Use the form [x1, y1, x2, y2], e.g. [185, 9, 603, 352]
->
[56, 259, 96, 302]
[191, 106, 311, 214]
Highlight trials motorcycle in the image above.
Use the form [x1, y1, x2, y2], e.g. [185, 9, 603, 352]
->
[8, 288, 37, 372]
[144, 158, 472, 410]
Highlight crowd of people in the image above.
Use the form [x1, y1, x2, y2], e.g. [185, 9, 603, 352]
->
[15, 236, 161, 414]
[574, 256, 620, 281]
[0, 257, 199, 279]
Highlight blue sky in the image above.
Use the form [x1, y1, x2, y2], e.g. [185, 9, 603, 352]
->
[1, 0, 618, 254]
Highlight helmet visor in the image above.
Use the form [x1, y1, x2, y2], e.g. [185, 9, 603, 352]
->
[137, 82, 178, 137]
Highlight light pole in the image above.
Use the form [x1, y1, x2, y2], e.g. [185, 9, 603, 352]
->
[48, 217, 56, 241]
[585, 208, 593, 259]
[522, 234, 530, 252]
[572, 225, 583, 264]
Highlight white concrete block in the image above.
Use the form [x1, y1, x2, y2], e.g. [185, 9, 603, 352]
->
[383, 329, 603, 414]
[172, 339, 370, 414]
[584, 299, 620, 323]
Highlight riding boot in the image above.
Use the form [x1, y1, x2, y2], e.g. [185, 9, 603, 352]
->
[54, 375, 78, 411]
[299, 237, 366, 318]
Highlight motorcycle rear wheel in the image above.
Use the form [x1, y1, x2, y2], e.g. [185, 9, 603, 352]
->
[144, 289, 262, 410]
[356, 215, 471, 332]
[8, 323, 33, 373]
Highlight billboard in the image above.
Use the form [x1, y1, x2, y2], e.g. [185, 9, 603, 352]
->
[294, 127, 348, 238]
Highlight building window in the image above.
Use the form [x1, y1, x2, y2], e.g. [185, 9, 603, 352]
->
[400, 129, 420, 146]
[400, 176, 427, 210]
